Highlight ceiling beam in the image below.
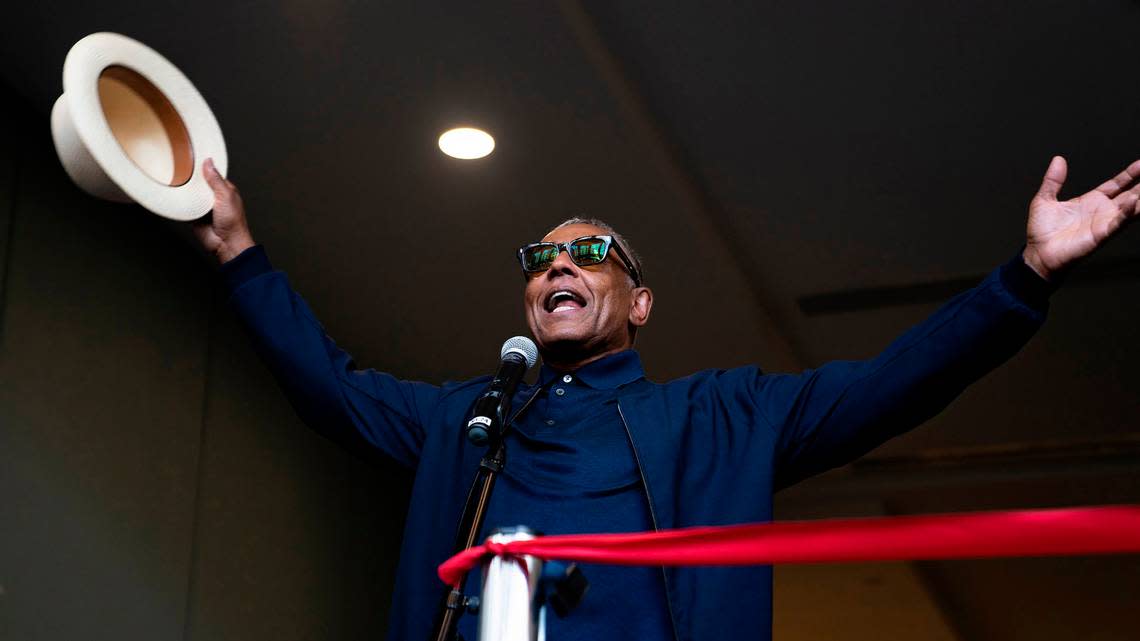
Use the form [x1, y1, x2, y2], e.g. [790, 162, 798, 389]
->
[799, 255, 1140, 316]
[777, 434, 1140, 506]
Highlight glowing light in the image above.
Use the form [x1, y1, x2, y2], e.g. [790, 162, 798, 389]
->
[438, 127, 495, 159]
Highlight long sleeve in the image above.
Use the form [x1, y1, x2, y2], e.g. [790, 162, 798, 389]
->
[221, 245, 439, 468]
[756, 252, 1051, 489]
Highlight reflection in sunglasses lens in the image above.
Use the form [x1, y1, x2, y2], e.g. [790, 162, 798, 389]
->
[522, 237, 610, 273]
[525, 244, 559, 271]
[570, 238, 606, 264]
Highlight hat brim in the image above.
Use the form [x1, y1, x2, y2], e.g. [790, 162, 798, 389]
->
[59, 32, 227, 221]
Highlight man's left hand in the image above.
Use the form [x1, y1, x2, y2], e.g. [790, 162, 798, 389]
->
[1023, 156, 1140, 282]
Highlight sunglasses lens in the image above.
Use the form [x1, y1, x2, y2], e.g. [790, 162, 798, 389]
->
[522, 244, 559, 272]
[568, 237, 608, 265]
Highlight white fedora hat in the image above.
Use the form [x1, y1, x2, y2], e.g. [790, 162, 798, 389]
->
[51, 32, 227, 221]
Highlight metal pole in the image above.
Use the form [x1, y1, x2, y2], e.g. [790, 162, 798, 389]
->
[477, 527, 544, 641]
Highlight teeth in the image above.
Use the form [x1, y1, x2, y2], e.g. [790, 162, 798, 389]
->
[547, 290, 583, 312]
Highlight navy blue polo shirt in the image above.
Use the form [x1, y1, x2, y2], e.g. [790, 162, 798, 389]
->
[456, 349, 673, 641]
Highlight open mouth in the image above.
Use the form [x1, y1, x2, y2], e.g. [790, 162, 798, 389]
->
[545, 289, 587, 314]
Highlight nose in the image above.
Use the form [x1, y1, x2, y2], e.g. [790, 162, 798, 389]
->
[545, 246, 580, 279]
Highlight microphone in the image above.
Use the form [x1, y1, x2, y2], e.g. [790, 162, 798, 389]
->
[466, 336, 539, 445]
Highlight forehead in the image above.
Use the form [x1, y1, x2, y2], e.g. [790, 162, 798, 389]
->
[541, 223, 607, 243]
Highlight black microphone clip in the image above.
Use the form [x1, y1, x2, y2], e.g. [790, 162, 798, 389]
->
[466, 336, 538, 446]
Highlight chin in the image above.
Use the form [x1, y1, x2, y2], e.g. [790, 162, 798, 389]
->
[531, 313, 582, 340]
[533, 323, 593, 351]
[537, 328, 588, 348]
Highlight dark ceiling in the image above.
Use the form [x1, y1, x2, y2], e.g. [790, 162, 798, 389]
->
[3, 2, 1139, 639]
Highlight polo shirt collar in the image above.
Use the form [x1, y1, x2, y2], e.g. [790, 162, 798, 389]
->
[538, 349, 645, 390]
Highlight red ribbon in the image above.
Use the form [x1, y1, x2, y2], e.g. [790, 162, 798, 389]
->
[438, 505, 1140, 587]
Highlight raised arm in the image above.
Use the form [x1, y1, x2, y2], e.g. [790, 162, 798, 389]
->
[193, 159, 438, 468]
[760, 156, 1140, 488]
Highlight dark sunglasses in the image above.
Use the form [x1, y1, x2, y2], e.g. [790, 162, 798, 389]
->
[517, 235, 642, 287]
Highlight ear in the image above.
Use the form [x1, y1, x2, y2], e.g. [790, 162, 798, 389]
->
[628, 286, 653, 328]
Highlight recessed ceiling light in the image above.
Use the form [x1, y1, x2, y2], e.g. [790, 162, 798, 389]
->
[438, 127, 495, 160]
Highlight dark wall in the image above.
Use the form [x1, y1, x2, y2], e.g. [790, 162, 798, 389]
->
[0, 83, 408, 641]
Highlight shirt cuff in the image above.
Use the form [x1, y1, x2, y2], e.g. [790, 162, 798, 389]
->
[219, 244, 273, 292]
[999, 249, 1055, 312]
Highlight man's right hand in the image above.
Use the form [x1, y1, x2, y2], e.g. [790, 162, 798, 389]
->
[194, 157, 255, 264]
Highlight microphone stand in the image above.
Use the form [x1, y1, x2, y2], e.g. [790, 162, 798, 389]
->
[429, 432, 509, 641]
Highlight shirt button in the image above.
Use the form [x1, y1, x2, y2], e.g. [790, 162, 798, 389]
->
[555, 388, 565, 396]
[545, 419, 556, 426]
[562, 374, 573, 383]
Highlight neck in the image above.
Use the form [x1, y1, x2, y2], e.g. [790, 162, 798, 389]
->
[540, 343, 630, 372]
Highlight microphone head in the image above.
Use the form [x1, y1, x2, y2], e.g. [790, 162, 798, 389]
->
[500, 336, 539, 369]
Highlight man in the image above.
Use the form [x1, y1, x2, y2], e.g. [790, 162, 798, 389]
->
[193, 155, 1140, 641]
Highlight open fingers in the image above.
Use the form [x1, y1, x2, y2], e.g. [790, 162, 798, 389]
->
[1095, 158, 1140, 198]
[1113, 187, 1140, 220]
